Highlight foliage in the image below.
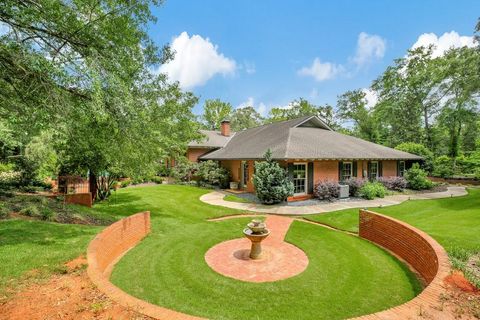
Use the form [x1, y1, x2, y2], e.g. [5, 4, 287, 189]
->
[432, 155, 454, 178]
[314, 180, 340, 201]
[395, 142, 434, 173]
[0, 203, 9, 219]
[376, 176, 407, 191]
[120, 180, 131, 188]
[342, 178, 366, 196]
[475, 167, 480, 180]
[268, 98, 338, 128]
[24, 131, 58, 180]
[150, 176, 164, 184]
[202, 99, 233, 130]
[95, 176, 118, 201]
[196, 161, 230, 188]
[0, 170, 21, 187]
[337, 90, 379, 142]
[171, 159, 198, 182]
[404, 163, 433, 190]
[0, 162, 14, 173]
[359, 181, 386, 200]
[19, 205, 40, 217]
[231, 106, 263, 131]
[253, 150, 294, 204]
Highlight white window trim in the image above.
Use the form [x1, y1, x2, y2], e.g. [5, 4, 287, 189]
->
[370, 161, 379, 179]
[342, 161, 353, 181]
[293, 162, 308, 196]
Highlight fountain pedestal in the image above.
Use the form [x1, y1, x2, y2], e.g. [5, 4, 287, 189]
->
[243, 220, 270, 259]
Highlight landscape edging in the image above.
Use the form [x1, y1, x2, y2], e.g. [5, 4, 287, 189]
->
[86, 211, 204, 320]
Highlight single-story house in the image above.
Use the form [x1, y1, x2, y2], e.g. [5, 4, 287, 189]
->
[187, 115, 422, 201]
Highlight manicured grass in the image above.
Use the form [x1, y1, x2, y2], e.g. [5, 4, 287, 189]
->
[98, 185, 420, 320]
[223, 194, 251, 203]
[307, 188, 480, 286]
[0, 220, 101, 295]
[307, 189, 480, 252]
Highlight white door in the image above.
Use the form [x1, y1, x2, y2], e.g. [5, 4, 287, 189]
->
[293, 163, 307, 195]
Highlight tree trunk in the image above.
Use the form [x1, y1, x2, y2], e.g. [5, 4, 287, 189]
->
[423, 107, 433, 150]
[89, 170, 97, 202]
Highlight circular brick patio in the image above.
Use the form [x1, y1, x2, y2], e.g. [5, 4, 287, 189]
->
[205, 216, 309, 282]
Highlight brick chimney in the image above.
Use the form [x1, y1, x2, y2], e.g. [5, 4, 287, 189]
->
[220, 120, 231, 137]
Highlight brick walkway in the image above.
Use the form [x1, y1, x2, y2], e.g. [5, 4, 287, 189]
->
[200, 186, 467, 215]
[204, 215, 309, 282]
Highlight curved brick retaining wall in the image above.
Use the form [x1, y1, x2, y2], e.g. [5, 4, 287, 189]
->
[353, 209, 451, 319]
[87, 210, 451, 320]
[87, 212, 204, 320]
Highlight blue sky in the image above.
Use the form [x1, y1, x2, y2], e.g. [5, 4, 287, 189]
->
[148, 0, 480, 115]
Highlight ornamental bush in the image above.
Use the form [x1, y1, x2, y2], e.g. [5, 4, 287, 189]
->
[197, 160, 230, 188]
[314, 180, 340, 201]
[405, 163, 433, 190]
[171, 159, 198, 182]
[432, 155, 454, 178]
[359, 181, 386, 200]
[376, 176, 407, 191]
[395, 142, 434, 173]
[342, 178, 366, 196]
[253, 150, 294, 204]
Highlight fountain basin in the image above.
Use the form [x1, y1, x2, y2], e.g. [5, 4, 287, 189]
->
[243, 227, 270, 259]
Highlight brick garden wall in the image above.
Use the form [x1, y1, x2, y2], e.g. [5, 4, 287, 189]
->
[354, 209, 451, 319]
[87, 212, 203, 320]
[64, 193, 92, 208]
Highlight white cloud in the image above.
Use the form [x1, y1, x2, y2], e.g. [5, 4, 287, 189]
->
[298, 58, 343, 81]
[362, 88, 378, 109]
[243, 61, 256, 74]
[236, 97, 268, 116]
[159, 32, 236, 89]
[411, 31, 475, 58]
[353, 32, 386, 67]
[309, 88, 319, 99]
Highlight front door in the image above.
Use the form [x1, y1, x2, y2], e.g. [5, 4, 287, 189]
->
[293, 163, 307, 195]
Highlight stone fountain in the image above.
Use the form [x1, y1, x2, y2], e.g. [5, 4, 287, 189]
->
[243, 219, 270, 259]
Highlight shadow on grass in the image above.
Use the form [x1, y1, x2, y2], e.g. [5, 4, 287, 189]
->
[0, 220, 99, 246]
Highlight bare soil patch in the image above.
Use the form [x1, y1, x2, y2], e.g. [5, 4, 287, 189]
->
[0, 256, 152, 320]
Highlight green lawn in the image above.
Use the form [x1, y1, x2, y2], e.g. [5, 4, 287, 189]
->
[307, 188, 480, 286]
[96, 185, 420, 320]
[0, 220, 101, 296]
[223, 194, 251, 203]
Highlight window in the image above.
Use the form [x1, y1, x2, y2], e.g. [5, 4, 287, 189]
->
[399, 161, 406, 177]
[293, 163, 307, 195]
[369, 161, 378, 180]
[341, 162, 353, 181]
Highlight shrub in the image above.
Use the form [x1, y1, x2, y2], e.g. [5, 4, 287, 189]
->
[0, 204, 9, 219]
[359, 181, 386, 200]
[0, 162, 14, 173]
[475, 168, 480, 180]
[395, 142, 434, 173]
[377, 176, 407, 191]
[171, 159, 198, 182]
[40, 207, 55, 221]
[405, 163, 433, 190]
[197, 160, 230, 188]
[0, 170, 21, 187]
[253, 150, 294, 204]
[314, 180, 340, 201]
[19, 205, 40, 217]
[150, 176, 163, 184]
[342, 178, 366, 196]
[120, 180, 131, 188]
[432, 155, 454, 178]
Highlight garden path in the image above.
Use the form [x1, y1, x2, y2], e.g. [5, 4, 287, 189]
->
[199, 186, 467, 215]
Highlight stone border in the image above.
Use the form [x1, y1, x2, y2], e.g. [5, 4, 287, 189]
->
[87, 211, 205, 320]
[352, 210, 451, 319]
[87, 210, 452, 320]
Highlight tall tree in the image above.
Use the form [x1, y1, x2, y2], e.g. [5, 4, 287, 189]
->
[336, 90, 379, 142]
[372, 46, 445, 149]
[268, 98, 338, 128]
[231, 106, 263, 131]
[202, 99, 233, 130]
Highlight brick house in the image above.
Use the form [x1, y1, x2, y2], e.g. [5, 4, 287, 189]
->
[187, 115, 422, 200]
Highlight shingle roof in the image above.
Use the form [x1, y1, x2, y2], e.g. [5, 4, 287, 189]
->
[199, 116, 422, 160]
[188, 130, 234, 148]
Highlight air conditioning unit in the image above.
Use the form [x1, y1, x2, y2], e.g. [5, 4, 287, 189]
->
[339, 185, 349, 199]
